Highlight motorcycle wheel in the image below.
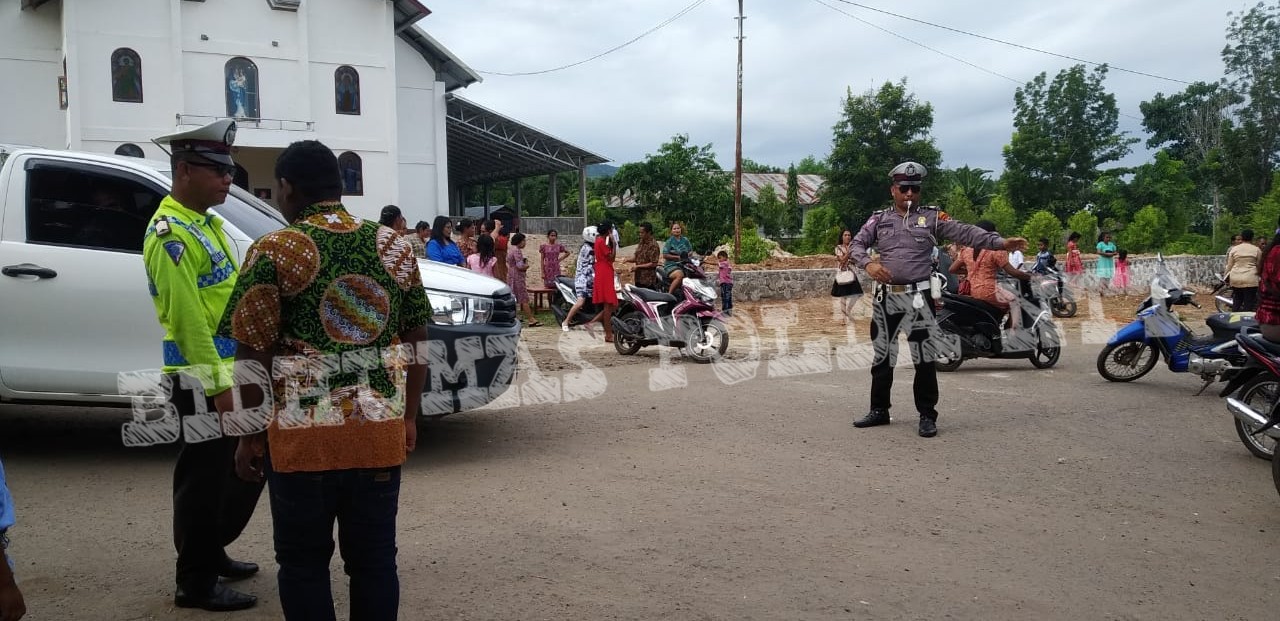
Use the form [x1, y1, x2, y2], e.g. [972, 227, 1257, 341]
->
[683, 319, 728, 363]
[613, 312, 643, 356]
[1029, 327, 1060, 369]
[1096, 342, 1158, 382]
[1215, 289, 1233, 313]
[1234, 375, 1279, 461]
[1050, 295, 1077, 318]
[934, 332, 964, 372]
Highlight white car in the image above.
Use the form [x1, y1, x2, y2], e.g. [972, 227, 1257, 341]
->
[0, 145, 518, 416]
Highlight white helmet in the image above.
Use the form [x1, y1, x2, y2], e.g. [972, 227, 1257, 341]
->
[581, 225, 598, 244]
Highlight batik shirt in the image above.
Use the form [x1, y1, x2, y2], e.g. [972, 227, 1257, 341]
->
[143, 196, 239, 395]
[217, 202, 431, 473]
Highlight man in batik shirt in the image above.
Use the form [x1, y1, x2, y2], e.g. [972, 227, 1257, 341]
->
[216, 141, 429, 621]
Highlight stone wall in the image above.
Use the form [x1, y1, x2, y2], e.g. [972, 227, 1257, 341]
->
[711, 254, 1231, 302]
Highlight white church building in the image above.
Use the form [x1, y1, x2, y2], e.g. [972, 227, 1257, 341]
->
[1, 0, 605, 224]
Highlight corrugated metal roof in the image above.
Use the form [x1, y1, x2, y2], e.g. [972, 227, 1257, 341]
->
[738, 173, 824, 205]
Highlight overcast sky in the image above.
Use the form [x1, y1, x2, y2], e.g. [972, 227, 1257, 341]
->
[425, 0, 1236, 175]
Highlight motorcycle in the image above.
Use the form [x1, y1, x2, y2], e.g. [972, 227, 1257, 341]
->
[1211, 273, 1233, 313]
[550, 274, 621, 330]
[1032, 265, 1077, 318]
[611, 256, 729, 363]
[933, 274, 1062, 372]
[1094, 254, 1255, 394]
[1222, 327, 1280, 461]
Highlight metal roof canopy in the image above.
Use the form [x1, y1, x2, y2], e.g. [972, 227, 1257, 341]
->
[446, 94, 608, 187]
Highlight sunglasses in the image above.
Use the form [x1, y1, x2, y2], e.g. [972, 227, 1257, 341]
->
[896, 184, 921, 194]
[185, 161, 237, 178]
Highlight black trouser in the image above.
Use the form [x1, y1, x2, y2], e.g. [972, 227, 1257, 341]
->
[168, 374, 265, 593]
[1233, 286, 1259, 312]
[869, 289, 939, 419]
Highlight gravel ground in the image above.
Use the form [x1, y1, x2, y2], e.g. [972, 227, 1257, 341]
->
[1, 292, 1275, 620]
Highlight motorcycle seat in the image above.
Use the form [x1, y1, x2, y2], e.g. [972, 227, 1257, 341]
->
[629, 286, 679, 304]
[949, 294, 1006, 318]
[1206, 312, 1257, 333]
[555, 276, 574, 288]
[1245, 332, 1280, 356]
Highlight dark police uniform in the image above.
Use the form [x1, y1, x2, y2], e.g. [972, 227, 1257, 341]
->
[849, 162, 1009, 437]
[143, 119, 263, 611]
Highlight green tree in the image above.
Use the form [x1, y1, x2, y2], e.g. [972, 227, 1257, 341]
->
[824, 79, 942, 228]
[979, 195, 1019, 236]
[785, 165, 802, 234]
[1002, 64, 1138, 220]
[794, 155, 830, 175]
[799, 205, 842, 255]
[1223, 1, 1280, 203]
[751, 184, 790, 240]
[608, 134, 734, 250]
[1067, 209, 1099, 242]
[941, 187, 979, 224]
[1247, 173, 1280, 235]
[1118, 205, 1169, 252]
[948, 166, 997, 208]
[619, 220, 639, 247]
[741, 158, 783, 173]
[1127, 151, 1200, 239]
[1021, 211, 1064, 248]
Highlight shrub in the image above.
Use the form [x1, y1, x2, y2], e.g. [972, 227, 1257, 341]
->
[1067, 210, 1098, 245]
[1021, 211, 1063, 251]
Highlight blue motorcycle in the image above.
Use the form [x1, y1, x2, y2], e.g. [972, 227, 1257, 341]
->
[1095, 255, 1255, 394]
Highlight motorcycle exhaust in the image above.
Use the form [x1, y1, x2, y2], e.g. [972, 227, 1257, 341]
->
[1225, 398, 1280, 439]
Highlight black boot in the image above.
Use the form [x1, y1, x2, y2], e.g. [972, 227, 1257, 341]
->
[853, 409, 890, 428]
[918, 415, 938, 438]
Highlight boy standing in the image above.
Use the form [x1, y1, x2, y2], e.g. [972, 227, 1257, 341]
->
[717, 251, 733, 315]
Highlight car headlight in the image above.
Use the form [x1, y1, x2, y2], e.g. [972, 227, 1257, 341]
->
[425, 289, 494, 325]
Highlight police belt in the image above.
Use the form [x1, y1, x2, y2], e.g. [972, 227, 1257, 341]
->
[876, 280, 931, 294]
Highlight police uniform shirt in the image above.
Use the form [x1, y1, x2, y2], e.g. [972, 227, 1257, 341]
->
[851, 204, 1005, 285]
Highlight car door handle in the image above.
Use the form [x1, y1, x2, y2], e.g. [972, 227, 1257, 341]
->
[2, 263, 58, 279]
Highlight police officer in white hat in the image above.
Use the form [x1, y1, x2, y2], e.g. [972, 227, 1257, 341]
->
[144, 119, 263, 611]
[849, 161, 1027, 437]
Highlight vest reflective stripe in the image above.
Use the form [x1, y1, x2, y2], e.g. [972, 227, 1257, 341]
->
[163, 337, 238, 366]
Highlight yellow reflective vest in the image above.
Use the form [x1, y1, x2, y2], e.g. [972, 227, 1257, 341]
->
[142, 196, 239, 396]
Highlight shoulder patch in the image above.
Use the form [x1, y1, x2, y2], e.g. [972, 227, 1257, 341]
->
[163, 240, 186, 266]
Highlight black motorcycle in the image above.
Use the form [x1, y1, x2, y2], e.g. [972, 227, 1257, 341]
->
[933, 277, 1061, 371]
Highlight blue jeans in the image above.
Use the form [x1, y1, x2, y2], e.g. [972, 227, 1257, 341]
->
[720, 283, 733, 314]
[266, 460, 401, 621]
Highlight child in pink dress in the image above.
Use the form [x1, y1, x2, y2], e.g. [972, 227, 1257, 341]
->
[1113, 249, 1130, 293]
[467, 234, 498, 277]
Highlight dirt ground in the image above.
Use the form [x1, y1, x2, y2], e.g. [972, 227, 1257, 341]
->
[2, 291, 1273, 620]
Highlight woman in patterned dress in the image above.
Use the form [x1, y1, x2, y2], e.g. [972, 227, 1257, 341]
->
[507, 233, 540, 326]
[493, 220, 510, 283]
[539, 230, 570, 288]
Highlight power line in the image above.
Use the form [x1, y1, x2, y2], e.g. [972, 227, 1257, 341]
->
[811, 0, 1022, 85]
[826, 0, 1193, 85]
[811, 0, 1147, 123]
[476, 0, 709, 77]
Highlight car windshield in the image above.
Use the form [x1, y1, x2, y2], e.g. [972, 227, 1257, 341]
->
[214, 186, 286, 240]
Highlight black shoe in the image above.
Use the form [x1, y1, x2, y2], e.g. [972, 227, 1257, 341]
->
[853, 409, 890, 428]
[175, 583, 258, 611]
[219, 559, 259, 581]
[918, 417, 938, 438]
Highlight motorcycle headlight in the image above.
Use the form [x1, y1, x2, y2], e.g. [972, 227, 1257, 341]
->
[425, 289, 494, 325]
[688, 280, 717, 302]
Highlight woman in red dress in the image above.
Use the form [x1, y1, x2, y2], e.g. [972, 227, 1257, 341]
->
[1064, 231, 1085, 287]
[592, 221, 619, 342]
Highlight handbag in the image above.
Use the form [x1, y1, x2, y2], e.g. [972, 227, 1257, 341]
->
[835, 268, 856, 285]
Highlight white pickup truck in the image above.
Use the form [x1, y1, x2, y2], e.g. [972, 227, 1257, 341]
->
[0, 145, 519, 416]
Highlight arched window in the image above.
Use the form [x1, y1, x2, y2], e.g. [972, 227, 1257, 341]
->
[110, 48, 143, 103]
[335, 66, 360, 115]
[114, 143, 145, 158]
[224, 57, 260, 119]
[338, 152, 363, 196]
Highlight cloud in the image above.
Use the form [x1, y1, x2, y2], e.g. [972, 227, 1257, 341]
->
[425, 0, 1233, 175]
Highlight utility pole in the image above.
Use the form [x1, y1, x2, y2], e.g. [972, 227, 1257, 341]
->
[733, 0, 745, 258]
